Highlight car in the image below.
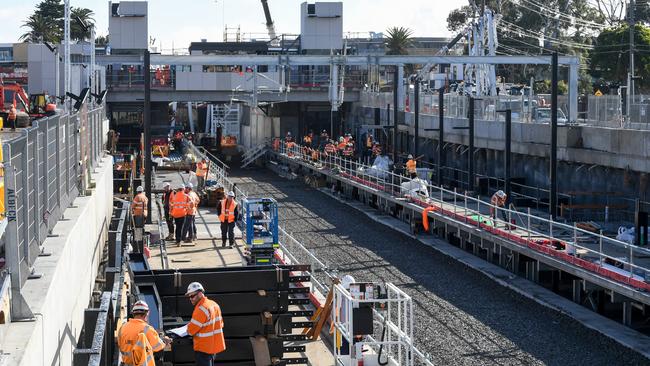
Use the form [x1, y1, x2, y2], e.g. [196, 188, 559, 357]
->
[533, 107, 568, 124]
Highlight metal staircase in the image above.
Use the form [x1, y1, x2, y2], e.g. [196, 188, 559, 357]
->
[206, 103, 241, 142]
[241, 141, 269, 168]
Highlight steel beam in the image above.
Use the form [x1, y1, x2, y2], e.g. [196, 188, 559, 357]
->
[149, 54, 580, 66]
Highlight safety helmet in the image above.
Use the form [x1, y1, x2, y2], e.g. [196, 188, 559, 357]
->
[227, 191, 235, 197]
[407, 154, 413, 159]
[322, 130, 327, 133]
[186, 182, 193, 189]
[136, 186, 144, 193]
[178, 183, 185, 190]
[339, 137, 344, 142]
[163, 182, 170, 188]
[340, 275, 356, 290]
[132, 300, 149, 313]
[287, 132, 292, 136]
[185, 282, 205, 296]
[496, 190, 506, 198]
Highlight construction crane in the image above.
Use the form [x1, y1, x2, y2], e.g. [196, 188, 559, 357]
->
[260, 0, 278, 46]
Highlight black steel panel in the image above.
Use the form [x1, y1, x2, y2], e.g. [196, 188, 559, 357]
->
[161, 291, 290, 317]
[164, 314, 293, 337]
[167, 337, 284, 363]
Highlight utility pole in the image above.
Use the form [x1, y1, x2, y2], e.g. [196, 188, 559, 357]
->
[629, 0, 636, 109]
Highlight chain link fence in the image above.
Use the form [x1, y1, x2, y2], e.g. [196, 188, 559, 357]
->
[3, 106, 107, 288]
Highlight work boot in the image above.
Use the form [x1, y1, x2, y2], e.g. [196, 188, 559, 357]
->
[183, 239, 192, 243]
[166, 234, 174, 240]
[222, 241, 227, 248]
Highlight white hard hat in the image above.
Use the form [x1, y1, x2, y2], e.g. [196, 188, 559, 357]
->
[185, 282, 204, 296]
[132, 300, 149, 313]
[178, 183, 185, 190]
[227, 191, 235, 197]
[136, 186, 144, 193]
[496, 190, 506, 198]
[186, 182, 193, 189]
[163, 182, 170, 188]
[407, 154, 413, 159]
[340, 275, 356, 290]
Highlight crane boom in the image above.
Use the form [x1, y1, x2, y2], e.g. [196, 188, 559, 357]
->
[260, 0, 278, 45]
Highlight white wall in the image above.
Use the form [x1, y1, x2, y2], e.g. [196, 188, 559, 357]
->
[300, 2, 343, 50]
[0, 155, 114, 366]
[108, 1, 148, 50]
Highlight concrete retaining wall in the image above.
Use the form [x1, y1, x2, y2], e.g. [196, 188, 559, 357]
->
[0, 155, 113, 366]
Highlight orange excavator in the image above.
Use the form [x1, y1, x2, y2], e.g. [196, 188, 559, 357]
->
[0, 82, 57, 127]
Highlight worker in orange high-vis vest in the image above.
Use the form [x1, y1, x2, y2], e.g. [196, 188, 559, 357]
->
[117, 300, 170, 366]
[132, 186, 149, 229]
[405, 154, 417, 179]
[217, 191, 239, 248]
[186, 282, 225, 366]
[183, 183, 200, 242]
[195, 158, 209, 191]
[7, 105, 17, 131]
[170, 184, 191, 245]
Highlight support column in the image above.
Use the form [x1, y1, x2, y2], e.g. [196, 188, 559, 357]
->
[397, 65, 404, 110]
[468, 97, 475, 192]
[572, 279, 582, 303]
[504, 109, 512, 198]
[393, 70, 399, 164]
[144, 50, 152, 223]
[569, 62, 578, 122]
[623, 301, 633, 326]
[550, 52, 558, 219]
[438, 88, 445, 187]
[414, 81, 419, 156]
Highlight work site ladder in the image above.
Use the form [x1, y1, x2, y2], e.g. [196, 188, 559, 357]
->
[241, 140, 270, 168]
[207, 103, 241, 141]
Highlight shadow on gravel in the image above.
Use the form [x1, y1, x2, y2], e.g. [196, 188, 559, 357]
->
[232, 168, 649, 366]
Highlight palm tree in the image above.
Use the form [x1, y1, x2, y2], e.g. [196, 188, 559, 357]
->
[71, 7, 95, 41]
[384, 27, 414, 55]
[20, 13, 52, 43]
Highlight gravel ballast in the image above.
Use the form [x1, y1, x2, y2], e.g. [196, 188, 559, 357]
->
[234, 169, 650, 366]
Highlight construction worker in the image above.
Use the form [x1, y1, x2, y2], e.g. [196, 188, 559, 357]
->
[183, 183, 200, 242]
[170, 184, 191, 245]
[132, 186, 148, 229]
[490, 190, 508, 224]
[285, 132, 295, 156]
[117, 300, 170, 366]
[217, 191, 238, 248]
[319, 130, 329, 149]
[7, 105, 17, 131]
[303, 131, 313, 148]
[185, 282, 225, 366]
[324, 139, 337, 156]
[337, 136, 347, 154]
[406, 154, 417, 179]
[162, 182, 175, 240]
[372, 142, 382, 157]
[343, 142, 354, 158]
[195, 158, 209, 192]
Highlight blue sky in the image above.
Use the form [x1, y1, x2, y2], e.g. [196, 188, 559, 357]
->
[1, 0, 465, 49]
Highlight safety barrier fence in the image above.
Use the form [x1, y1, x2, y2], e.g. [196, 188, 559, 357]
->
[3, 106, 107, 288]
[361, 91, 650, 129]
[190, 142, 434, 365]
[73, 200, 129, 366]
[273, 141, 650, 294]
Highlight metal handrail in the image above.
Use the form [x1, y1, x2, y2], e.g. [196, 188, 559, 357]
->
[273, 142, 650, 289]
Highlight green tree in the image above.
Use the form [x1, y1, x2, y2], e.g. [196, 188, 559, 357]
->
[19, 13, 53, 43]
[590, 24, 650, 88]
[20, 0, 95, 44]
[95, 35, 109, 46]
[384, 27, 414, 55]
[71, 7, 95, 41]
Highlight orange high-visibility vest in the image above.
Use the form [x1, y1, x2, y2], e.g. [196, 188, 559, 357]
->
[188, 191, 200, 215]
[406, 159, 417, 174]
[187, 297, 225, 355]
[196, 162, 208, 178]
[219, 199, 237, 223]
[132, 193, 148, 217]
[325, 143, 336, 154]
[170, 191, 190, 218]
[117, 318, 165, 366]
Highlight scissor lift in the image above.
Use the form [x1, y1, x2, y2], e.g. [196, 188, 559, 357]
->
[244, 198, 279, 265]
